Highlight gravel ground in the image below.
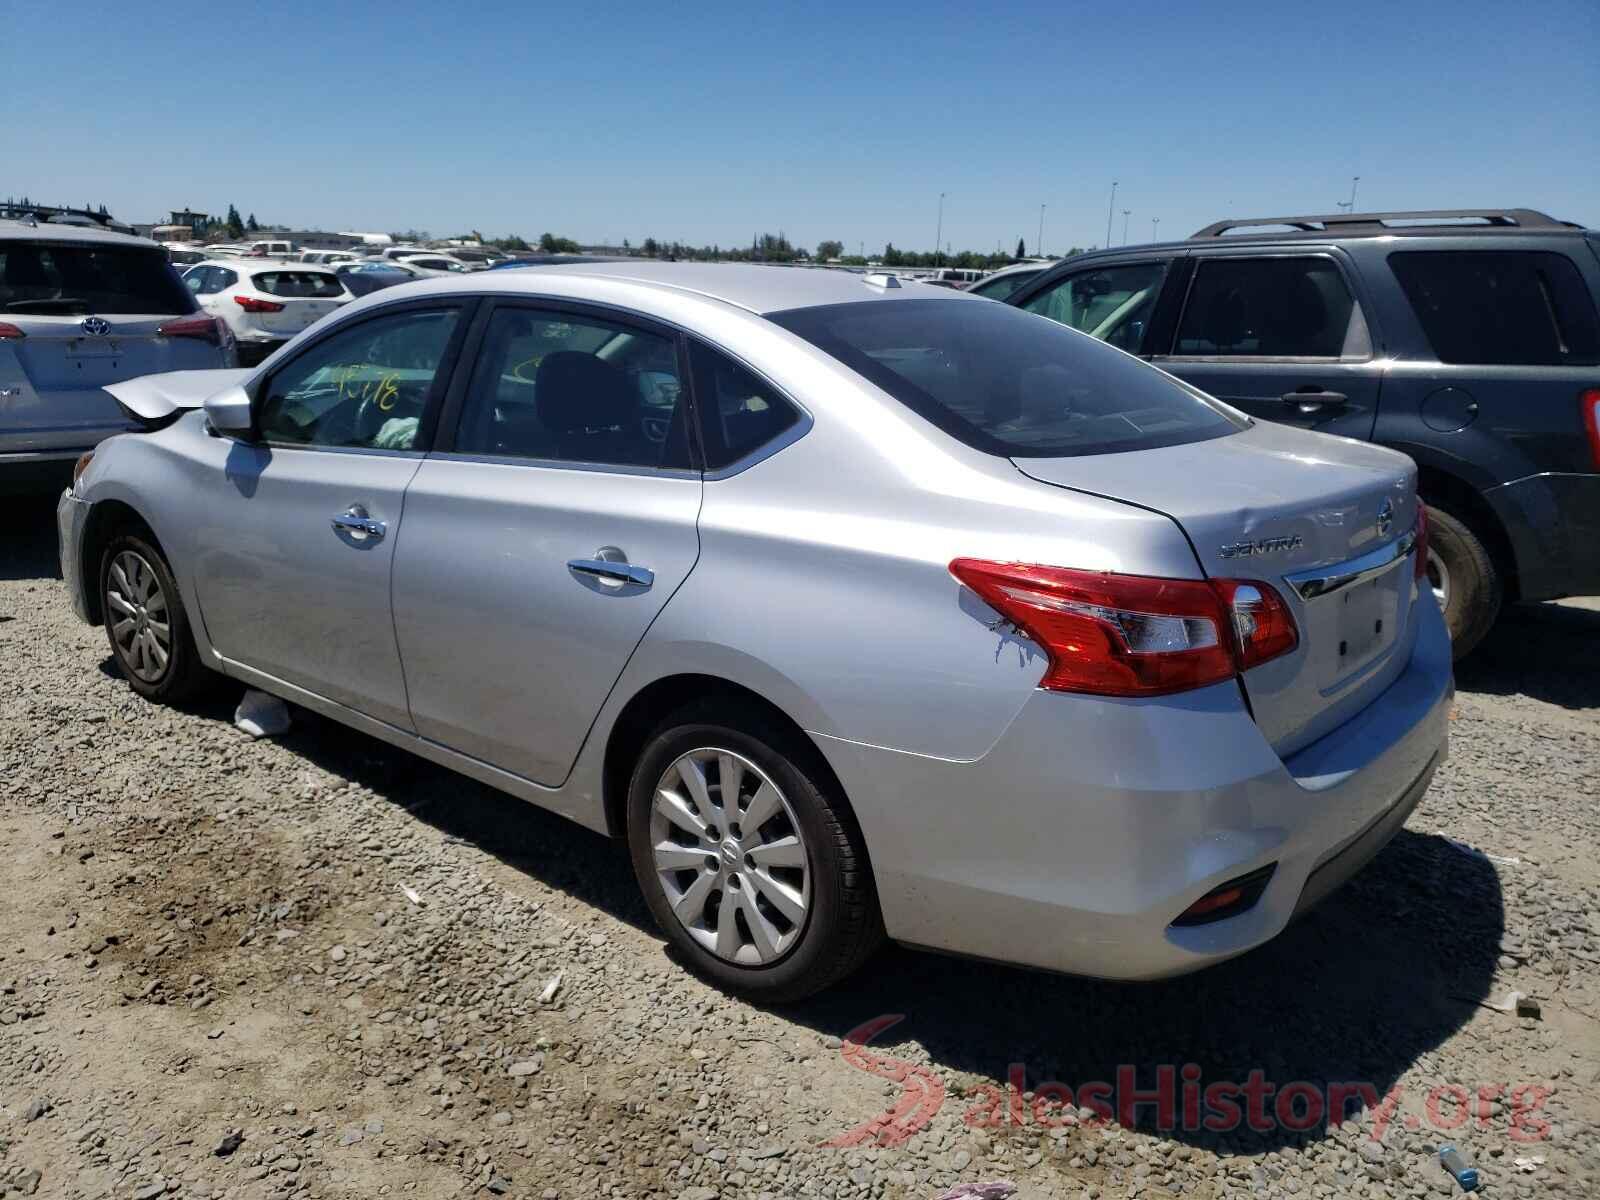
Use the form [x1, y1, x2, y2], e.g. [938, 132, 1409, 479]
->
[3, 495, 1598, 1200]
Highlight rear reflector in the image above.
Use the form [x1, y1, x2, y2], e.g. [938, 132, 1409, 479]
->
[0, 322, 25, 339]
[948, 560, 1298, 697]
[1583, 388, 1600, 470]
[158, 315, 225, 344]
[233, 295, 285, 313]
[1172, 865, 1277, 927]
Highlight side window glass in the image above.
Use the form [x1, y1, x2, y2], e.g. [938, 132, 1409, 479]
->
[689, 341, 801, 470]
[1023, 262, 1165, 353]
[454, 308, 691, 469]
[1173, 257, 1369, 359]
[1388, 250, 1600, 366]
[213, 268, 237, 293]
[257, 308, 460, 450]
[184, 267, 208, 294]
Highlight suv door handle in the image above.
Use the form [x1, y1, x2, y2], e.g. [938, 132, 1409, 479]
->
[331, 504, 386, 541]
[1280, 389, 1348, 414]
[568, 557, 654, 588]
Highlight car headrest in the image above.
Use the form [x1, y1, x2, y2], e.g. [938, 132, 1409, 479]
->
[535, 351, 635, 431]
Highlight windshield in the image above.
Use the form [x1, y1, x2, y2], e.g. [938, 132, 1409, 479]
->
[0, 240, 194, 316]
[769, 298, 1244, 457]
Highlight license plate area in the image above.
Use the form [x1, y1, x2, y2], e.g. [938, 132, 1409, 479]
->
[67, 337, 121, 359]
[1334, 566, 1401, 669]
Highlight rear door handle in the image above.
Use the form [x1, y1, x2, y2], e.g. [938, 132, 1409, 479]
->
[568, 557, 654, 588]
[331, 504, 386, 541]
[1280, 389, 1349, 414]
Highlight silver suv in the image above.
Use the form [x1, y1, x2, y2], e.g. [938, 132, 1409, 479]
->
[1, 220, 233, 490]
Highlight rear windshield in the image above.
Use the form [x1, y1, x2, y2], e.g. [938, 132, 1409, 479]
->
[252, 270, 344, 298]
[769, 298, 1244, 457]
[0, 240, 193, 316]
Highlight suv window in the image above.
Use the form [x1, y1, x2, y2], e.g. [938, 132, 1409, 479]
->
[1022, 262, 1165, 353]
[257, 308, 461, 450]
[689, 340, 801, 469]
[1172, 257, 1370, 359]
[771, 298, 1243, 458]
[453, 307, 691, 469]
[0, 240, 192, 316]
[1389, 250, 1600, 366]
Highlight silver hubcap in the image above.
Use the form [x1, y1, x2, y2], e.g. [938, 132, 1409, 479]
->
[1426, 547, 1451, 609]
[106, 550, 171, 682]
[649, 747, 811, 966]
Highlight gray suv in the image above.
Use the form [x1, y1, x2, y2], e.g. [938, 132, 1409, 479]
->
[1003, 208, 1600, 656]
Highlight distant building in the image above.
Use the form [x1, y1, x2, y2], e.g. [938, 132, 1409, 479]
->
[169, 208, 208, 236]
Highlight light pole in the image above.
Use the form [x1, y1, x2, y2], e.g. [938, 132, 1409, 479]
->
[1151, 216, 1160, 241]
[1122, 209, 1131, 245]
[1348, 176, 1360, 211]
[935, 192, 945, 266]
[1038, 204, 1046, 256]
[1105, 180, 1118, 248]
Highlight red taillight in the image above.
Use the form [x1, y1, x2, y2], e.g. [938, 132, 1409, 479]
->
[949, 560, 1298, 697]
[0, 322, 25, 339]
[158, 315, 224, 344]
[233, 295, 285, 313]
[1582, 388, 1600, 470]
[1413, 505, 1430, 584]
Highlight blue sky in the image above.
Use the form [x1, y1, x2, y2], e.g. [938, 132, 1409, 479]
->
[6, 0, 1596, 253]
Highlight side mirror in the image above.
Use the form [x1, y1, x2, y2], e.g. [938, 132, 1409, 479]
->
[203, 384, 255, 440]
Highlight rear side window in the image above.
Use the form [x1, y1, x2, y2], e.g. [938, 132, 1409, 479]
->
[1389, 250, 1600, 366]
[689, 341, 801, 469]
[1172, 257, 1370, 359]
[253, 271, 344, 298]
[770, 298, 1244, 458]
[0, 240, 193, 316]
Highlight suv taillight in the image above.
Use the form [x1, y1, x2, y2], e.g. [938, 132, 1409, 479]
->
[1583, 388, 1600, 469]
[234, 295, 285, 313]
[158, 315, 225, 344]
[0, 322, 24, 339]
[949, 560, 1298, 697]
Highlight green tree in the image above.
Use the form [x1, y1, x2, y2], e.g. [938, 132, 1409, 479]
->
[1016, 237, 1027, 259]
[225, 204, 243, 238]
[246, 213, 260, 232]
[816, 239, 844, 261]
[642, 237, 659, 257]
[538, 232, 582, 253]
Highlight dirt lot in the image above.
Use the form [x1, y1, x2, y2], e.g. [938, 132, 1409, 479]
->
[3, 496, 1598, 1200]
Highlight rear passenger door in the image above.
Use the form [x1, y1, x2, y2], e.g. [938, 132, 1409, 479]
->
[391, 301, 704, 787]
[1151, 250, 1384, 440]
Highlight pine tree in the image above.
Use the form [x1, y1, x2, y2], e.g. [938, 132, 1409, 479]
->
[1016, 237, 1027, 259]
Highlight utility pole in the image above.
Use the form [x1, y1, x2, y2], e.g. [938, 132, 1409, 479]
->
[1349, 175, 1360, 211]
[935, 192, 945, 266]
[1122, 209, 1131, 245]
[1038, 204, 1046, 256]
[1105, 180, 1118, 248]
[1152, 216, 1160, 241]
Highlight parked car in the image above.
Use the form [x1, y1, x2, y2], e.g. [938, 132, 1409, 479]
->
[60, 263, 1451, 1000]
[334, 261, 423, 297]
[182, 261, 352, 366]
[164, 246, 207, 268]
[394, 253, 472, 276]
[245, 239, 295, 258]
[1003, 208, 1600, 656]
[967, 259, 1052, 300]
[299, 250, 360, 266]
[0, 220, 232, 491]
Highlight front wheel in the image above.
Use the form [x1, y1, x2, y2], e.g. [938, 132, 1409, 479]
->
[626, 704, 883, 1001]
[1423, 503, 1501, 660]
[100, 532, 215, 703]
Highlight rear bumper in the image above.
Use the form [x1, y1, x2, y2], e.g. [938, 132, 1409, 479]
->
[57, 487, 94, 624]
[815, 592, 1453, 981]
[1483, 471, 1600, 601]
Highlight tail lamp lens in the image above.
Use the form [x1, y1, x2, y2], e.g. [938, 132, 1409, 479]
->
[949, 559, 1298, 697]
[158, 315, 225, 344]
[233, 295, 285, 313]
[1582, 388, 1600, 470]
[0, 322, 25, 339]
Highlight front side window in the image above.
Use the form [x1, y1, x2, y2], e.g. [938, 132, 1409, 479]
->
[1172, 256, 1370, 359]
[771, 298, 1243, 458]
[1023, 262, 1165, 352]
[689, 340, 801, 469]
[453, 307, 691, 469]
[256, 308, 461, 450]
[1389, 250, 1600, 366]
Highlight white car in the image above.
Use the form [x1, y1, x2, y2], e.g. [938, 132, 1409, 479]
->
[298, 250, 361, 265]
[182, 261, 352, 366]
[394, 253, 474, 276]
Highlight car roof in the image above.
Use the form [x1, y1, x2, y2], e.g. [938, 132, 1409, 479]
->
[409, 261, 980, 315]
[0, 218, 165, 250]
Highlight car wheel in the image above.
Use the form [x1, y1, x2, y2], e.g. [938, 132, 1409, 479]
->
[1423, 503, 1501, 660]
[626, 704, 884, 1001]
[100, 532, 214, 703]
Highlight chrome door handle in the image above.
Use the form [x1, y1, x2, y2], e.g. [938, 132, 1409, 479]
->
[331, 504, 386, 541]
[567, 557, 653, 588]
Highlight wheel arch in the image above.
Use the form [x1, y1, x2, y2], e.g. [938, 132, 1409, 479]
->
[79, 498, 166, 625]
[1411, 463, 1520, 602]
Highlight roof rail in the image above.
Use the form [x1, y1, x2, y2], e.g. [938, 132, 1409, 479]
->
[1190, 209, 1573, 238]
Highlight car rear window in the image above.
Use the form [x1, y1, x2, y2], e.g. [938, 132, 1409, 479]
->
[252, 271, 344, 298]
[1389, 250, 1600, 366]
[769, 298, 1244, 457]
[0, 240, 193, 316]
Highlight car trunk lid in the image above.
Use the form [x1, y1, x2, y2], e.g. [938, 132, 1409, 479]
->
[1012, 420, 1422, 758]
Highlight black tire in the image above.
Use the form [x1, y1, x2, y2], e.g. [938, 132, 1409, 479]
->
[626, 702, 884, 1002]
[99, 531, 215, 704]
[1424, 503, 1501, 660]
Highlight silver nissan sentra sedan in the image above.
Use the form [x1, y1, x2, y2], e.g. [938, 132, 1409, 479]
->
[58, 263, 1452, 1000]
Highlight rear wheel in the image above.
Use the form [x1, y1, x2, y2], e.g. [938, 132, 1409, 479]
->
[100, 532, 214, 703]
[1423, 503, 1500, 660]
[626, 703, 883, 1001]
